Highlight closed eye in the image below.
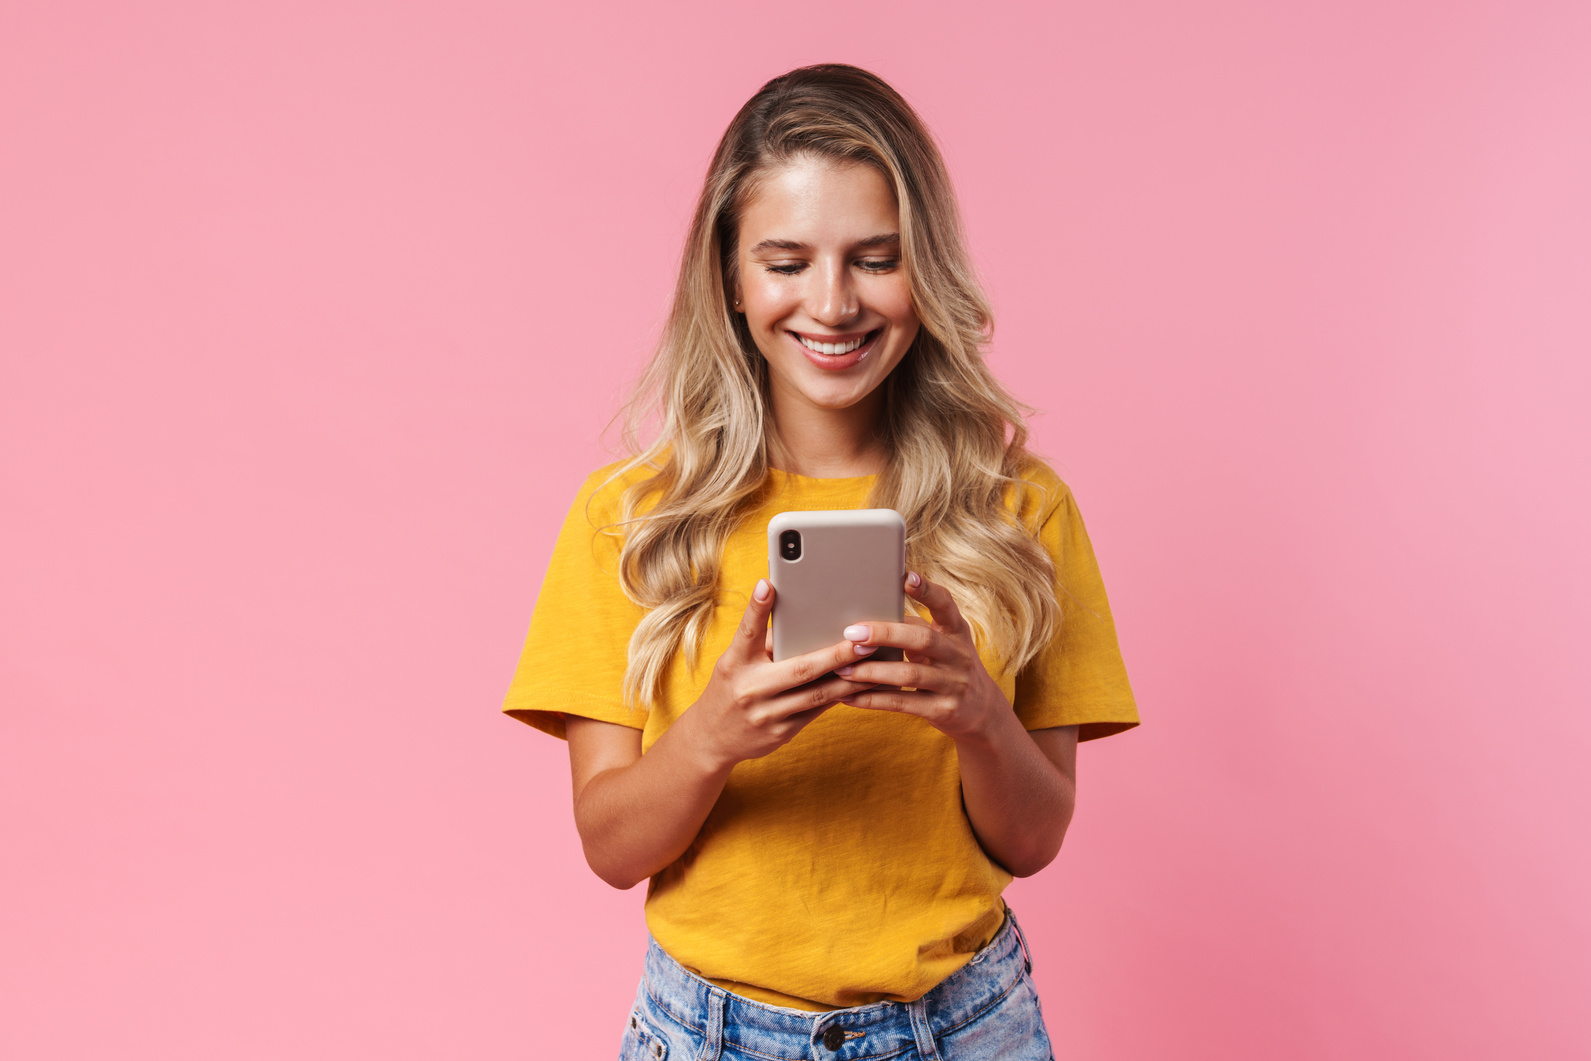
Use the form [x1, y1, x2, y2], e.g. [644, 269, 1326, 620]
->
[761, 255, 899, 276]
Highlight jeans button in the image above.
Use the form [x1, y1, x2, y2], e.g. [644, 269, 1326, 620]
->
[822, 1025, 845, 1051]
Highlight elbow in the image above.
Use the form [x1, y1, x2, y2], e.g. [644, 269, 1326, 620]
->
[1003, 839, 1063, 879]
[592, 866, 646, 891]
[581, 844, 648, 891]
[572, 799, 648, 890]
[1005, 795, 1075, 878]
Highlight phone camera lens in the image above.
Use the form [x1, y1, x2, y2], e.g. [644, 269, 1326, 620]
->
[779, 530, 802, 561]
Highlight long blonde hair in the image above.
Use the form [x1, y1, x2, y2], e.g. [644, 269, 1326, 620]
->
[607, 64, 1060, 706]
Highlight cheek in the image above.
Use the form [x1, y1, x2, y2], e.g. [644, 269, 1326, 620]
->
[887, 300, 921, 339]
[874, 280, 919, 331]
[743, 279, 794, 330]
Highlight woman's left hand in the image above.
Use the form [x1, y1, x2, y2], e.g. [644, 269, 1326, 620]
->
[837, 571, 1008, 742]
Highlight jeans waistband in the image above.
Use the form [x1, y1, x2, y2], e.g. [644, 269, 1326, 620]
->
[639, 908, 1033, 1058]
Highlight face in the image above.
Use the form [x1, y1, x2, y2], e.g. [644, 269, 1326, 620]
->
[733, 157, 920, 420]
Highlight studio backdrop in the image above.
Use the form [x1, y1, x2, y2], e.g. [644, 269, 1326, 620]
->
[2, 1, 1587, 1058]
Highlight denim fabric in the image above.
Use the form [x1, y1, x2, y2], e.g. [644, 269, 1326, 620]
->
[619, 909, 1054, 1061]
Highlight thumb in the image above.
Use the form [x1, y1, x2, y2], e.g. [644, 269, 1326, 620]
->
[732, 579, 775, 662]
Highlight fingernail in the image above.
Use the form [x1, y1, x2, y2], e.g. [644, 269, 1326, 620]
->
[854, 644, 877, 657]
[753, 579, 771, 602]
[836, 664, 855, 677]
[907, 571, 922, 589]
[843, 624, 870, 641]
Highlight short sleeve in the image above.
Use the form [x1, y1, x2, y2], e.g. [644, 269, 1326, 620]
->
[1012, 483, 1140, 741]
[501, 467, 649, 740]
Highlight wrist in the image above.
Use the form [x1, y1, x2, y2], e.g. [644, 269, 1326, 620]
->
[951, 678, 1022, 751]
[667, 700, 740, 781]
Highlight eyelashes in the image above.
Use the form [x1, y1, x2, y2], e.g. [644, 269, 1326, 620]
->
[763, 259, 900, 276]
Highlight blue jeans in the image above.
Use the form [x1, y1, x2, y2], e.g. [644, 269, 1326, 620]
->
[620, 909, 1054, 1061]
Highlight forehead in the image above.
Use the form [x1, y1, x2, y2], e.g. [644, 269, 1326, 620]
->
[738, 157, 899, 246]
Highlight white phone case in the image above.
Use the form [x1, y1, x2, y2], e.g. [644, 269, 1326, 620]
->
[768, 508, 906, 662]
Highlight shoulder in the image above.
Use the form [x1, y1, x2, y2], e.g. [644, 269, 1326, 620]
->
[1006, 455, 1075, 531]
[545, 457, 663, 575]
[568, 455, 667, 527]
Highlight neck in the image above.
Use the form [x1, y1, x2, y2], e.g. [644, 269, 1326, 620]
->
[766, 385, 887, 479]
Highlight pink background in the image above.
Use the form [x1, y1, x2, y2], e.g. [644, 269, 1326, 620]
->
[3, 1, 1588, 1057]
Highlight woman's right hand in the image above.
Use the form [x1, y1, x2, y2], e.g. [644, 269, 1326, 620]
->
[566, 578, 878, 889]
[680, 578, 879, 774]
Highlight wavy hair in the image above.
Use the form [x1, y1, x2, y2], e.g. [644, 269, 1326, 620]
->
[606, 63, 1060, 707]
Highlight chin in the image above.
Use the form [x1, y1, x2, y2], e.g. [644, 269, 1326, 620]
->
[802, 384, 877, 410]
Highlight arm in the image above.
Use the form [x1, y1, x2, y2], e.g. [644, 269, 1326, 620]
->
[565, 716, 721, 891]
[839, 573, 1079, 877]
[954, 720, 1077, 878]
[565, 579, 877, 890]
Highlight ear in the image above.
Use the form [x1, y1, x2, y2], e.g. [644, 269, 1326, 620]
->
[731, 281, 744, 312]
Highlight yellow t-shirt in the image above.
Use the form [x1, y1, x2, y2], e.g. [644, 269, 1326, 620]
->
[503, 460, 1138, 1010]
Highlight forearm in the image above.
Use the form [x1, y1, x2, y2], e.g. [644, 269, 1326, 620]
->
[573, 716, 732, 890]
[955, 712, 1076, 878]
[567, 581, 873, 889]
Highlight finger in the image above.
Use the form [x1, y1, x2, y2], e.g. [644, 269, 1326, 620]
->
[843, 620, 939, 657]
[904, 571, 968, 633]
[764, 627, 773, 660]
[836, 658, 940, 692]
[731, 579, 776, 663]
[753, 636, 879, 700]
[766, 675, 880, 719]
[845, 688, 928, 714]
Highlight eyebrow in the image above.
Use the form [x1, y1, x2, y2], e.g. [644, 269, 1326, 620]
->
[749, 233, 901, 253]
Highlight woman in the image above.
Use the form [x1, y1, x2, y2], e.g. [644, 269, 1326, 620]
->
[504, 64, 1138, 1060]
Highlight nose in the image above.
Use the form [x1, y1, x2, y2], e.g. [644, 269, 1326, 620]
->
[808, 259, 859, 327]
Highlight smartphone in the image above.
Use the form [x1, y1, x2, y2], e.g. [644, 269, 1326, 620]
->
[767, 508, 906, 663]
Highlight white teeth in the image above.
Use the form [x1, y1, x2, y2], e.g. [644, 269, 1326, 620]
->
[798, 334, 867, 355]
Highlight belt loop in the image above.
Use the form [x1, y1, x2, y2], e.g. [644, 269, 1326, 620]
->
[907, 998, 942, 1060]
[697, 987, 726, 1061]
[1007, 906, 1033, 974]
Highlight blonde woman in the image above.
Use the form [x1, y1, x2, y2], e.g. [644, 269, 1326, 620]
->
[504, 64, 1138, 1060]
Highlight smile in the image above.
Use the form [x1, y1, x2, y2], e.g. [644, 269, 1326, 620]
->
[788, 329, 881, 371]
[796, 333, 867, 355]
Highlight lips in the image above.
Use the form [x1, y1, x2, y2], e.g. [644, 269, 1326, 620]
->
[788, 329, 881, 371]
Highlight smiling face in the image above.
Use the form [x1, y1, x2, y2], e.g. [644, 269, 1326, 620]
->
[733, 156, 921, 433]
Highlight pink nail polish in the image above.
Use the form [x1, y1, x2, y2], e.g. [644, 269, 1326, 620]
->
[854, 644, 877, 656]
[836, 665, 855, 677]
[843, 624, 870, 641]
